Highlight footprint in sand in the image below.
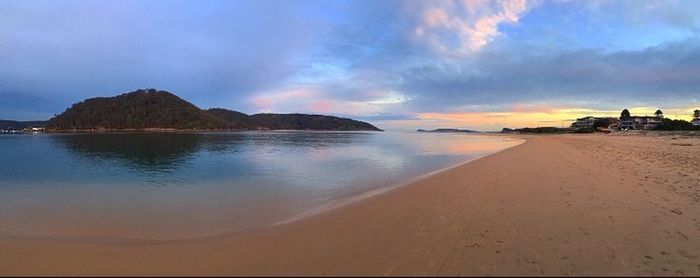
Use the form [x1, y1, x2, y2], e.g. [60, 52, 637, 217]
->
[663, 230, 689, 241]
[670, 208, 683, 215]
[464, 242, 483, 249]
[676, 249, 698, 261]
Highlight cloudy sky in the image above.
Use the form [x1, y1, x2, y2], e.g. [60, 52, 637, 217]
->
[2, 0, 700, 130]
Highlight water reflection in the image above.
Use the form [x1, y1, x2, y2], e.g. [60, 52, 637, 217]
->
[1, 131, 521, 240]
[243, 131, 374, 149]
[51, 132, 375, 166]
[45, 132, 378, 185]
[51, 133, 206, 171]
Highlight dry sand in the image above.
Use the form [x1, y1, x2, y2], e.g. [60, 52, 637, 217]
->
[1, 134, 699, 276]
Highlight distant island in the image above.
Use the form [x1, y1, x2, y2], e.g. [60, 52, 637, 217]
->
[0, 120, 48, 131]
[417, 128, 480, 133]
[42, 89, 382, 132]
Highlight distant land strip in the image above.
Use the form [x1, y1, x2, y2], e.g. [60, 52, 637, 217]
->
[2, 88, 382, 132]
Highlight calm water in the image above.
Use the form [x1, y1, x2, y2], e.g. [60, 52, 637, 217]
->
[0, 131, 521, 240]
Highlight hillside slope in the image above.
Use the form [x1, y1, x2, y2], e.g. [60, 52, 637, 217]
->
[47, 89, 230, 130]
[46, 89, 382, 131]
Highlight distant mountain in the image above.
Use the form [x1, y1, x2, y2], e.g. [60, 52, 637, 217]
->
[248, 113, 381, 131]
[417, 128, 480, 133]
[0, 120, 48, 130]
[46, 89, 382, 131]
[207, 108, 381, 131]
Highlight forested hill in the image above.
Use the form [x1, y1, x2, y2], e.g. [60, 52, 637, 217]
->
[205, 108, 250, 129]
[46, 89, 228, 130]
[46, 89, 382, 131]
[248, 113, 382, 131]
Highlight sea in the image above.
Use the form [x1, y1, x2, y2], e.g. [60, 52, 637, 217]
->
[0, 131, 522, 240]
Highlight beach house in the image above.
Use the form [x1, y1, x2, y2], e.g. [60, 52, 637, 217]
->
[571, 116, 618, 130]
[571, 117, 596, 129]
[618, 109, 664, 130]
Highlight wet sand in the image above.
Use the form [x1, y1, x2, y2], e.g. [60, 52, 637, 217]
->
[2, 134, 699, 275]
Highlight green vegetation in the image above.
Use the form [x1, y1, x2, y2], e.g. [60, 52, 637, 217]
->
[46, 89, 382, 131]
[621, 109, 631, 119]
[656, 118, 700, 131]
[206, 108, 250, 129]
[573, 127, 595, 133]
[247, 113, 381, 131]
[47, 89, 228, 130]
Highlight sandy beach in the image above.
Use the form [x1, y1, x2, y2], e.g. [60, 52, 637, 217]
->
[2, 133, 699, 276]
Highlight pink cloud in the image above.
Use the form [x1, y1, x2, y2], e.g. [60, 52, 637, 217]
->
[249, 87, 316, 110]
[412, 0, 536, 55]
[308, 100, 332, 113]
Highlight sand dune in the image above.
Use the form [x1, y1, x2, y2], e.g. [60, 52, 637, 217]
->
[1, 134, 699, 275]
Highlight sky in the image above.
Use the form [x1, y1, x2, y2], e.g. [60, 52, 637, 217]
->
[2, 0, 700, 131]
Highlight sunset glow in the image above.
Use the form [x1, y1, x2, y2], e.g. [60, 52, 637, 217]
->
[2, 0, 700, 129]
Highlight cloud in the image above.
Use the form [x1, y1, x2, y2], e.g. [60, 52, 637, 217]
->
[378, 105, 698, 131]
[582, 0, 700, 31]
[248, 85, 413, 118]
[0, 0, 321, 117]
[242, 0, 700, 126]
[249, 87, 317, 112]
[399, 37, 700, 113]
[243, 0, 539, 115]
[411, 0, 536, 55]
[2, 0, 700, 130]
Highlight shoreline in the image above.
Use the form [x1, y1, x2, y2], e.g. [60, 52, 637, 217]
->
[2, 134, 699, 275]
[271, 136, 525, 227]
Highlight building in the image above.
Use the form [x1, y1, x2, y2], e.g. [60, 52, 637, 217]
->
[571, 116, 618, 130]
[21, 127, 45, 132]
[693, 109, 700, 126]
[618, 109, 664, 130]
[571, 116, 596, 129]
